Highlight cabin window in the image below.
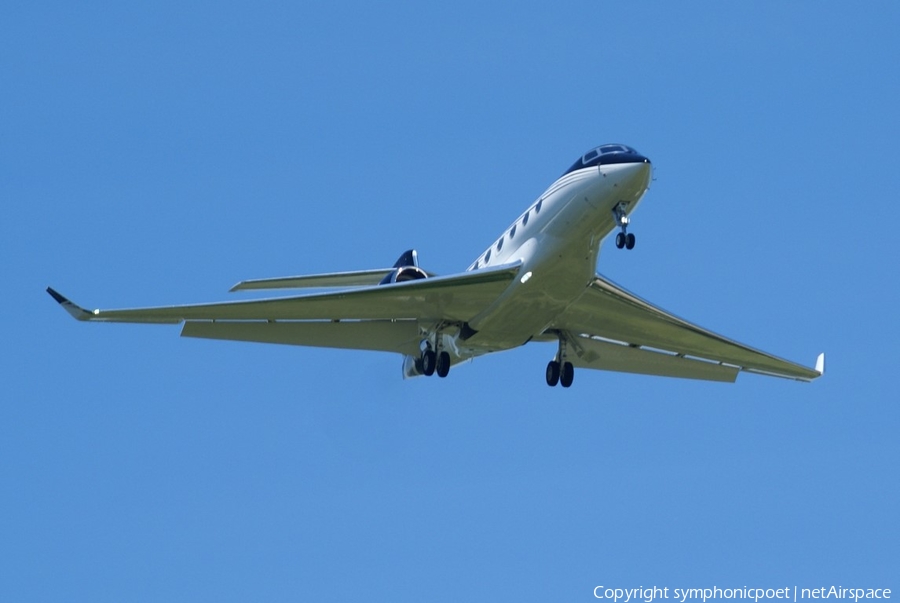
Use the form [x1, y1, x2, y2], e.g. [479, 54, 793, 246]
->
[535, 199, 543, 213]
[485, 249, 491, 263]
[510, 224, 517, 238]
[522, 211, 529, 226]
[497, 237, 504, 251]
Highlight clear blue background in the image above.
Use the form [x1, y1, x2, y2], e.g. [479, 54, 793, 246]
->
[2, 2, 897, 601]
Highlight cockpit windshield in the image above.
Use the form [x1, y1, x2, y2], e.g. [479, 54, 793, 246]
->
[598, 144, 628, 155]
[563, 144, 649, 176]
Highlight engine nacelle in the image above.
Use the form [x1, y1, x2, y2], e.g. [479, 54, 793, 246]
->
[379, 265, 429, 285]
[402, 354, 424, 379]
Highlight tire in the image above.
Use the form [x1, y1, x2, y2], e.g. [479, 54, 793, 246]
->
[560, 362, 574, 388]
[422, 350, 436, 376]
[615, 232, 625, 249]
[546, 360, 560, 386]
[625, 232, 636, 250]
[436, 350, 451, 378]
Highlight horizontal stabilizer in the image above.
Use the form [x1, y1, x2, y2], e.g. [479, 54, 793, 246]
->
[230, 269, 397, 291]
[231, 249, 434, 291]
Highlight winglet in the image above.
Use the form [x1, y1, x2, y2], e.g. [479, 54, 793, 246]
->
[815, 352, 826, 376]
[46, 287, 96, 321]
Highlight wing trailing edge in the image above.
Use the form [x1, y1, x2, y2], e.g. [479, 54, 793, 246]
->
[566, 335, 740, 382]
[181, 320, 422, 355]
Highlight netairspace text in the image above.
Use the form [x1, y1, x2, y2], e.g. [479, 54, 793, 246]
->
[593, 587, 892, 603]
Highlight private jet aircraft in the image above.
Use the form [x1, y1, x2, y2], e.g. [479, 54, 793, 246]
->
[48, 144, 824, 387]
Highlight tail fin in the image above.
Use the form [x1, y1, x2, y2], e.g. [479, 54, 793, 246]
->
[392, 249, 418, 268]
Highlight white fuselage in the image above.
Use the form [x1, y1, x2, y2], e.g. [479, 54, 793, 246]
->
[443, 161, 652, 359]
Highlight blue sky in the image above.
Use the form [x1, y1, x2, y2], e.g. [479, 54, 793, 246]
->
[2, 2, 898, 601]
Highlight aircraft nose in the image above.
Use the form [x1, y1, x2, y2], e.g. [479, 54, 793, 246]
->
[606, 158, 652, 198]
[620, 157, 651, 184]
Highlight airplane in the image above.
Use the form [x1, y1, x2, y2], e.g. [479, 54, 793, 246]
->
[47, 143, 824, 387]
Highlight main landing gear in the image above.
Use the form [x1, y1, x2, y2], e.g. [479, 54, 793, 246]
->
[546, 336, 574, 388]
[612, 202, 636, 250]
[420, 334, 451, 378]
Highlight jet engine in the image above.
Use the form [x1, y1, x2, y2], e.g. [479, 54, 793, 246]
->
[379, 249, 429, 285]
[380, 265, 428, 285]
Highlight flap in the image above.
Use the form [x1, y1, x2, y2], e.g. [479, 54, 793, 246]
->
[182, 319, 422, 355]
[568, 335, 739, 382]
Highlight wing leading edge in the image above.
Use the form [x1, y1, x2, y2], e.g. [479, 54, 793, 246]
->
[47, 261, 521, 325]
[552, 275, 823, 382]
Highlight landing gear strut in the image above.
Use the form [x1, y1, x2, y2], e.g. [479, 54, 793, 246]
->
[546, 335, 574, 388]
[612, 202, 636, 250]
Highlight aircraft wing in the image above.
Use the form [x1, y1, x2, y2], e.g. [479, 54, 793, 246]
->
[551, 274, 823, 382]
[47, 261, 521, 326]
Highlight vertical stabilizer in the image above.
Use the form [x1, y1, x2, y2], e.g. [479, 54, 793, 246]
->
[393, 249, 418, 268]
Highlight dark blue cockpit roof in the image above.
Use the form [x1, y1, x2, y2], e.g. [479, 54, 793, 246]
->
[563, 144, 650, 176]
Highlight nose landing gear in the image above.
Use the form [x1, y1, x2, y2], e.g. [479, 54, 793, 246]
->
[615, 231, 636, 250]
[613, 202, 636, 250]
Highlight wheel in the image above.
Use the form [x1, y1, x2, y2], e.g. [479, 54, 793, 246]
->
[422, 350, 436, 376]
[615, 232, 625, 249]
[625, 232, 636, 250]
[560, 362, 574, 388]
[436, 350, 451, 378]
[546, 360, 560, 386]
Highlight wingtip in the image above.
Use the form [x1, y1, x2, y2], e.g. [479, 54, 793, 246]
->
[47, 287, 67, 303]
[46, 287, 94, 321]
[815, 352, 826, 375]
